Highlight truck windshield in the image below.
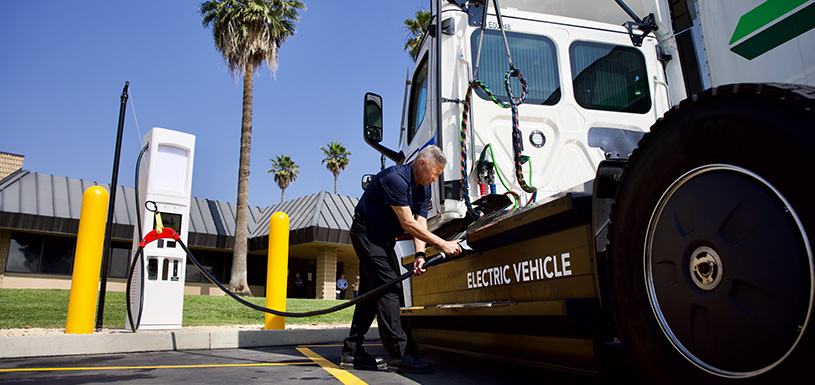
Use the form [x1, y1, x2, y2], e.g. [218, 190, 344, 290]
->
[570, 41, 651, 113]
[471, 29, 560, 105]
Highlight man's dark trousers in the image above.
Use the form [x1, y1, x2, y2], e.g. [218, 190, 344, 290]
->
[343, 218, 408, 359]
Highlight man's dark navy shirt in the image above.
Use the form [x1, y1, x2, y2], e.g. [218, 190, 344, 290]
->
[354, 162, 430, 239]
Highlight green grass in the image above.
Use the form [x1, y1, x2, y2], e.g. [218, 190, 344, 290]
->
[0, 288, 353, 330]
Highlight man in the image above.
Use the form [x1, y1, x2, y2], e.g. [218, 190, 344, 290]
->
[336, 274, 348, 299]
[294, 273, 303, 298]
[340, 145, 462, 374]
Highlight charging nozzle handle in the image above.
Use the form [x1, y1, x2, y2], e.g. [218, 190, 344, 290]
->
[425, 242, 473, 269]
[423, 252, 446, 269]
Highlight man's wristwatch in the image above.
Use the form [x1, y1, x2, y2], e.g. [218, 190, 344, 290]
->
[415, 251, 426, 260]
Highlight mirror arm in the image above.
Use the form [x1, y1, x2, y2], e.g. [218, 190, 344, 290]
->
[365, 139, 405, 165]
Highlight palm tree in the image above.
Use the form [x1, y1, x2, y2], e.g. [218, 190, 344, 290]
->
[320, 142, 351, 194]
[404, 10, 431, 61]
[200, 0, 305, 296]
[268, 155, 300, 203]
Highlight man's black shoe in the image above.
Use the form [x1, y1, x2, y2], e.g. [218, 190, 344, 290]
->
[387, 354, 434, 374]
[340, 351, 386, 370]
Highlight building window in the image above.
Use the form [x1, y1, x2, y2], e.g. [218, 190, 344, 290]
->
[570, 41, 651, 113]
[40, 237, 74, 274]
[470, 29, 561, 106]
[5, 232, 74, 275]
[185, 249, 231, 284]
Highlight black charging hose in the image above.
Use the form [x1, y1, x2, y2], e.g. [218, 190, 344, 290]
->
[125, 142, 465, 332]
[180, 238, 450, 317]
[126, 225, 454, 332]
[125, 143, 149, 331]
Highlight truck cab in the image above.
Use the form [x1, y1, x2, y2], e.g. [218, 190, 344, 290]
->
[367, 1, 675, 231]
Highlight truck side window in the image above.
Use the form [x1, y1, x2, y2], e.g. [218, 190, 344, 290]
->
[470, 30, 560, 105]
[570, 41, 651, 113]
[407, 55, 429, 145]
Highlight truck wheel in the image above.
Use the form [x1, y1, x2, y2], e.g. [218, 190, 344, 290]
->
[608, 84, 815, 384]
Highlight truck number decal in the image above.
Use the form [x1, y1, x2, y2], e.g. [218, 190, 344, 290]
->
[486, 21, 510, 31]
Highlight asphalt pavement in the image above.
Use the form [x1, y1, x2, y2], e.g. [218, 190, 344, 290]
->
[0, 340, 633, 384]
[0, 325, 642, 384]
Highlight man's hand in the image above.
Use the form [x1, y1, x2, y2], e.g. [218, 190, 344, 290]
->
[412, 240, 463, 276]
[440, 239, 463, 257]
[413, 256, 426, 276]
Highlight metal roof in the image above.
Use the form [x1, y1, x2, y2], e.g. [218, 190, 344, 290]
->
[0, 170, 136, 240]
[0, 170, 358, 250]
[248, 191, 359, 250]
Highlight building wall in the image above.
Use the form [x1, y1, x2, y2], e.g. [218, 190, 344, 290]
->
[341, 257, 360, 300]
[1, 273, 265, 297]
[315, 246, 337, 300]
[1, 228, 341, 300]
[1, 187, 360, 301]
[1, 274, 128, 291]
[0, 152, 24, 179]
[183, 282, 264, 296]
[0, 229, 10, 286]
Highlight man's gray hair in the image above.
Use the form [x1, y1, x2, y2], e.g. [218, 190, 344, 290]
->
[416, 145, 446, 165]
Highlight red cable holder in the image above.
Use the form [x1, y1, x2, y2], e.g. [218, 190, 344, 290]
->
[138, 227, 180, 248]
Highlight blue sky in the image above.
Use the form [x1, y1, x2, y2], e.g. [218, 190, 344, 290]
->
[1, 0, 428, 207]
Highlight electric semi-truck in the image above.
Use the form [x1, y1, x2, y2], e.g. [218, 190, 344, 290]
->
[362, 1, 814, 383]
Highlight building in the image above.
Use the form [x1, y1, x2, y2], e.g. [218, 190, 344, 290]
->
[0, 160, 361, 300]
[0, 152, 24, 180]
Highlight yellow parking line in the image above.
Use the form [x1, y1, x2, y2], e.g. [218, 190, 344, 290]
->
[298, 343, 379, 348]
[0, 361, 314, 373]
[297, 347, 367, 385]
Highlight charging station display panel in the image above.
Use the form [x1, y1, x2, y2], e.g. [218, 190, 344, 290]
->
[154, 212, 182, 249]
[155, 145, 189, 194]
[155, 213, 183, 233]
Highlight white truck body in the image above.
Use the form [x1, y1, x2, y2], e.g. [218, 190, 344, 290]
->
[396, 0, 815, 229]
[401, 2, 671, 228]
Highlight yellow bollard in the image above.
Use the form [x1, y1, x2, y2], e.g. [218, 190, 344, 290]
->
[265, 211, 290, 330]
[65, 186, 109, 334]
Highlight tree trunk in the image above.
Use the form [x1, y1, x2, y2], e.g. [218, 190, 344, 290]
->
[229, 63, 254, 296]
[281, 187, 285, 204]
[333, 173, 338, 194]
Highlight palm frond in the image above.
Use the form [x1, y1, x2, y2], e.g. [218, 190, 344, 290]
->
[403, 9, 431, 61]
[200, 0, 305, 77]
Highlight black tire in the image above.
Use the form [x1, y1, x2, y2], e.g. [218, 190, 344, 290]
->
[608, 84, 815, 384]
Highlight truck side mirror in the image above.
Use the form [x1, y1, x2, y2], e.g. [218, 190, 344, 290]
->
[364, 93, 383, 144]
[362, 92, 405, 164]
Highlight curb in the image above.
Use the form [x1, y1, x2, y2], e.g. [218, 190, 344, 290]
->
[0, 327, 371, 359]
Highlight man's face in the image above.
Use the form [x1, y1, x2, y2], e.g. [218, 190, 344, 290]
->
[415, 159, 445, 186]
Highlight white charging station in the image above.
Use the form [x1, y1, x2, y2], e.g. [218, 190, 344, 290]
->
[127, 127, 195, 330]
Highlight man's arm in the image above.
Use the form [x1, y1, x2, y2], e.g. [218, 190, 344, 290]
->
[412, 215, 429, 276]
[391, 206, 461, 257]
[412, 214, 427, 255]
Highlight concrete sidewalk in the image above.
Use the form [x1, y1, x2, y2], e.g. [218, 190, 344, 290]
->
[0, 326, 371, 359]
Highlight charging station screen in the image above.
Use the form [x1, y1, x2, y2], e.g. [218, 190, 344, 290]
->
[155, 213, 183, 233]
[155, 145, 188, 193]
